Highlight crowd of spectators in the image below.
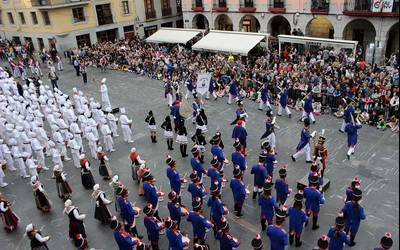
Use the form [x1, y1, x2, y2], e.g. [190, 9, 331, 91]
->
[1, 36, 399, 132]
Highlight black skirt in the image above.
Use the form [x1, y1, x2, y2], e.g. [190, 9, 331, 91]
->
[56, 181, 72, 199]
[99, 160, 112, 179]
[34, 190, 52, 212]
[94, 205, 111, 224]
[81, 172, 95, 189]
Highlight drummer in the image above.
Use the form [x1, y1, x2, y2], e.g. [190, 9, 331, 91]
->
[167, 191, 189, 230]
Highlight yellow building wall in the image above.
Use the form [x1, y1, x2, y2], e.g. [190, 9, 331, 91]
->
[0, 0, 136, 34]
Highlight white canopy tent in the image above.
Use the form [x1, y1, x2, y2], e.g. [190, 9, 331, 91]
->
[278, 35, 358, 55]
[192, 30, 269, 56]
[146, 28, 204, 44]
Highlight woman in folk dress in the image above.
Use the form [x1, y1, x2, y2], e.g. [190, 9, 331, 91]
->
[145, 110, 157, 143]
[92, 184, 112, 224]
[53, 165, 72, 201]
[161, 116, 174, 150]
[97, 147, 112, 180]
[80, 154, 95, 190]
[31, 176, 52, 213]
[0, 192, 19, 232]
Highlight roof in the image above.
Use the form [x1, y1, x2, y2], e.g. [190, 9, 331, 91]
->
[146, 28, 204, 44]
[192, 30, 268, 56]
[277, 35, 358, 50]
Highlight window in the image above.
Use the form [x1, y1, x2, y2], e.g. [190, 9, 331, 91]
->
[162, 0, 170, 9]
[19, 12, 26, 24]
[72, 7, 85, 23]
[144, 0, 156, 19]
[122, 1, 130, 14]
[31, 12, 38, 25]
[37, 38, 44, 50]
[176, 0, 182, 13]
[0, 10, 2, 25]
[7, 12, 14, 24]
[96, 4, 113, 25]
[76, 34, 91, 47]
[162, 0, 171, 16]
[42, 11, 50, 25]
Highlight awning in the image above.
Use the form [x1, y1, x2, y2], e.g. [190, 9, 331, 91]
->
[278, 35, 358, 52]
[146, 28, 204, 44]
[192, 31, 268, 56]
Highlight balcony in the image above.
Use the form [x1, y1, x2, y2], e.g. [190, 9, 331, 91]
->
[343, 0, 399, 17]
[31, 0, 90, 9]
[311, 0, 330, 14]
[192, 1, 204, 11]
[145, 10, 156, 19]
[268, 0, 286, 13]
[239, 1, 256, 12]
[213, 1, 228, 12]
[162, 8, 172, 16]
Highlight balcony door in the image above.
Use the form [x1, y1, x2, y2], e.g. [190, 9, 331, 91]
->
[96, 4, 113, 25]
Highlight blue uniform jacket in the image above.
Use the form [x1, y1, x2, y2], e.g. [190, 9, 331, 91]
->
[261, 121, 274, 139]
[166, 229, 187, 250]
[264, 153, 276, 176]
[187, 211, 213, 239]
[229, 81, 238, 96]
[143, 216, 162, 242]
[231, 151, 246, 171]
[207, 196, 225, 222]
[258, 195, 278, 220]
[275, 179, 289, 204]
[342, 202, 366, 235]
[211, 145, 225, 165]
[251, 164, 268, 187]
[191, 158, 205, 180]
[304, 187, 325, 213]
[261, 87, 269, 101]
[345, 123, 362, 146]
[187, 79, 193, 91]
[168, 201, 185, 222]
[231, 126, 247, 147]
[345, 187, 353, 202]
[207, 167, 222, 190]
[167, 167, 181, 193]
[266, 225, 289, 250]
[188, 183, 206, 202]
[327, 227, 350, 250]
[230, 178, 246, 203]
[170, 105, 181, 121]
[288, 207, 308, 234]
[343, 106, 355, 123]
[304, 96, 313, 113]
[143, 182, 158, 208]
[296, 128, 311, 151]
[216, 232, 240, 250]
[113, 229, 138, 250]
[117, 197, 138, 225]
[280, 90, 289, 107]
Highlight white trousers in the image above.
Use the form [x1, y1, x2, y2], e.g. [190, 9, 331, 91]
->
[259, 100, 272, 110]
[57, 143, 69, 158]
[122, 126, 133, 142]
[71, 149, 80, 168]
[267, 133, 276, 149]
[302, 111, 315, 122]
[88, 142, 98, 159]
[228, 94, 238, 105]
[293, 143, 312, 161]
[4, 154, 16, 171]
[16, 158, 27, 177]
[347, 145, 356, 156]
[206, 91, 217, 99]
[52, 156, 63, 169]
[166, 93, 173, 107]
[103, 135, 114, 151]
[34, 150, 46, 169]
[340, 120, 346, 132]
[110, 122, 119, 136]
[278, 104, 291, 116]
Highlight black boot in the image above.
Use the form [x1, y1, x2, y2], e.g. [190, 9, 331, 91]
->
[261, 218, 267, 231]
[153, 135, 157, 143]
[182, 144, 188, 157]
[289, 234, 294, 245]
[130, 226, 143, 239]
[169, 139, 174, 150]
[199, 155, 204, 163]
[295, 235, 302, 247]
[252, 191, 258, 200]
[312, 215, 319, 230]
[349, 234, 356, 247]
[236, 205, 243, 217]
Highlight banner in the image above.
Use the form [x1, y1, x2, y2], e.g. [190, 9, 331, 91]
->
[196, 73, 211, 95]
[372, 0, 394, 12]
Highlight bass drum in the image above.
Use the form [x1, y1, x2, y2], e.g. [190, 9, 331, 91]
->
[179, 94, 192, 119]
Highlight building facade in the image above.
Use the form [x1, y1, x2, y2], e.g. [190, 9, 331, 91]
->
[0, 0, 183, 51]
[182, 0, 399, 62]
[134, 0, 183, 38]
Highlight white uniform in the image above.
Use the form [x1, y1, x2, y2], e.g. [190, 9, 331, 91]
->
[11, 145, 29, 177]
[86, 118, 99, 139]
[48, 142, 63, 169]
[20, 131, 33, 156]
[31, 137, 47, 170]
[85, 128, 98, 159]
[0, 144, 16, 171]
[100, 123, 114, 152]
[107, 113, 119, 137]
[120, 114, 133, 143]
[26, 158, 38, 177]
[53, 130, 70, 160]
[67, 137, 81, 168]
[70, 122, 84, 152]
[100, 84, 111, 110]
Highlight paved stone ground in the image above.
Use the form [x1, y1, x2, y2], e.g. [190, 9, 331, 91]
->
[0, 62, 398, 250]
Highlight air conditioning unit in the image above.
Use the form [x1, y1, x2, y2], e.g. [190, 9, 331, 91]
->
[40, 0, 49, 5]
[70, 0, 82, 2]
